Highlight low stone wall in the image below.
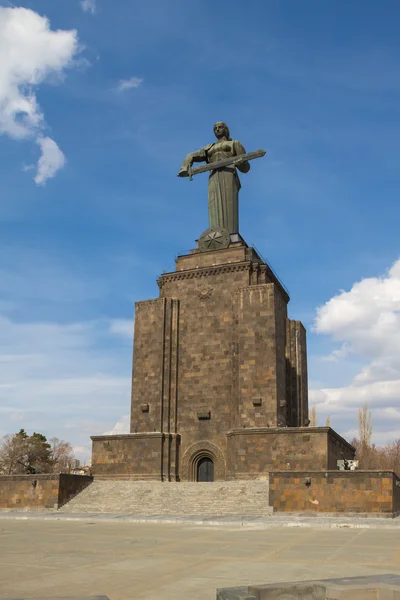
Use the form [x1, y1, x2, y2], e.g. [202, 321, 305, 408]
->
[269, 470, 400, 515]
[0, 474, 93, 510]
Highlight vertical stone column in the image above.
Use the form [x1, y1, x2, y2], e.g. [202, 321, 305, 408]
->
[234, 283, 288, 428]
[285, 320, 308, 426]
[161, 298, 180, 435]
[130, 297, 180, 480]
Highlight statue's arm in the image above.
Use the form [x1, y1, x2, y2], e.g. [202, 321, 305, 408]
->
[233, 141, 251, 174]
[178, 145, 212, 177]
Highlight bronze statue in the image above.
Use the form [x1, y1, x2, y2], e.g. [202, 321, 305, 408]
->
[178, 122, 265, 236]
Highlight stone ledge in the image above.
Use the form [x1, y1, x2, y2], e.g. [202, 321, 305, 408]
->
[0, 474, 60, 481]
[90, 432, 179, 441]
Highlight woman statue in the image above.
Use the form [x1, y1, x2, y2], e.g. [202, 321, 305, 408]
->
[178, 122, 250, 235]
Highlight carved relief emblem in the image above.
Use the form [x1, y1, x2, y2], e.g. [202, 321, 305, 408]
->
[197, 288, 213, 300]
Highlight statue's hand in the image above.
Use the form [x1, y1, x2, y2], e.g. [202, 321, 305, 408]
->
[177, 156, 193, 177]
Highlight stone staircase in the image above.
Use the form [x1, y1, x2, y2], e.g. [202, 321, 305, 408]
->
[58, 479, 272, 516]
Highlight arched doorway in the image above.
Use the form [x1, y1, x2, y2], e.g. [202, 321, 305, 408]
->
[182, 441, 226, 481]
[196, 456, 214, 482]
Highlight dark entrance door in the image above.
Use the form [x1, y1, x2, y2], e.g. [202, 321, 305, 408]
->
[197, 457, 214, 482]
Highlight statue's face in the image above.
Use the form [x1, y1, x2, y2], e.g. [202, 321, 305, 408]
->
[214, 122, 227, 139]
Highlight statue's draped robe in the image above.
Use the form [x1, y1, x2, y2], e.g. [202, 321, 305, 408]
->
[179, 140, 250, 234]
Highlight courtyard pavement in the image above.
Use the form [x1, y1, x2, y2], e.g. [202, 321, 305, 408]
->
[1, 514, 400, 600]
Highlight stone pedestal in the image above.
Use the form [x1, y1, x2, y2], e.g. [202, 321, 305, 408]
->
[91, 239, 352, 480]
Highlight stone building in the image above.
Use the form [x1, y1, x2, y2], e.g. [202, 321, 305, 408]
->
[91, 237, 354, 480]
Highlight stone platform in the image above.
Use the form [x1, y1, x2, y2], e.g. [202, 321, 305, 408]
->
[91, 427, 354, 480]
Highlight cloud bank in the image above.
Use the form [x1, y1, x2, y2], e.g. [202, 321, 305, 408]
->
[0, 7, 79, 183]
[312, 259, 400, 442]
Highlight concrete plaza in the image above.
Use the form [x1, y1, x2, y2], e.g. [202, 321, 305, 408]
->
[1, 517, 400, 600]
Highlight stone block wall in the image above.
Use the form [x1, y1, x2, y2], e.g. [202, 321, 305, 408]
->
[57, 474, 93, 507]
[269, 470, 400, 515]
[91, 427, 354, 482]
[130, 298, 179, 436]
[0, 474, 92, 510]
[226, 427, 354, 479]
[326, 428, 356, 469]
[393, 473, 400, 513]
[235, 284, 287, 430]
[91, 433, 180, 480]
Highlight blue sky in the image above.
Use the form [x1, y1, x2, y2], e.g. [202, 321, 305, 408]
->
[1, 0, 400, 461]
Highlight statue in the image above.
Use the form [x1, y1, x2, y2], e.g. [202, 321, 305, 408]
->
[178, 122, 265, 240]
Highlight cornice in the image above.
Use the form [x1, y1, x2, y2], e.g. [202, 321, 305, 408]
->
[157, 261, 251, 288]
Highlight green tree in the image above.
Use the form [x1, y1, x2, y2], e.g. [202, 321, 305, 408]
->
[0, 430, 75, 474]
[26, 432, 52, 472]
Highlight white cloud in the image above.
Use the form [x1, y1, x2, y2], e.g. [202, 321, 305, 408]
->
[0, 7, 79, 182]
[116, 77, 143, 92]
[315, 260, 400, 354]
[80, 0, 96, 14]
[312, 259, 400, 442]
[34, 136, 66, 185]
[105, 415, 130, 435]
[321, 342, 352, 362]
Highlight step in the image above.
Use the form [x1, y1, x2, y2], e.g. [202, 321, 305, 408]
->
[59, 480, 272, 516]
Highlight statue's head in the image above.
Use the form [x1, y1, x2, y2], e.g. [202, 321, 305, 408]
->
[213, 122, 231, 141]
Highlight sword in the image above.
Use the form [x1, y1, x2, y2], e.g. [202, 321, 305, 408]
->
[179, 149, 266, 181]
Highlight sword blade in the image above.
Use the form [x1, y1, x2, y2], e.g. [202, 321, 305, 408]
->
[188, 149, 266, 178]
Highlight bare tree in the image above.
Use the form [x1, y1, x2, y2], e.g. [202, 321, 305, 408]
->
[358, 402, 372, 447]
[382, 439, 400, 476]
[0, 431, 28, 474]
[309, 405, 318, 427]
[49, 437, 75, 473]
[352, 404, 400, 475]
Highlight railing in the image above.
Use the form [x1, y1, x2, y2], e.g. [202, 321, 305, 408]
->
[252, 244, 290, 297]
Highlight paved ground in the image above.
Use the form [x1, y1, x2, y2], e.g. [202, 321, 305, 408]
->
[1, 515, 400, 600]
